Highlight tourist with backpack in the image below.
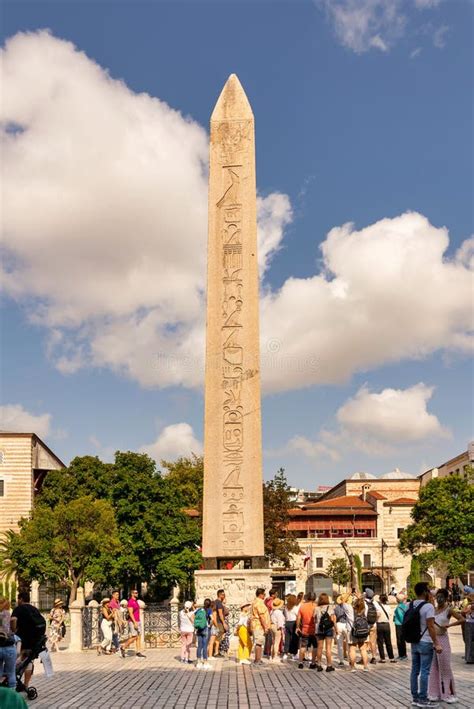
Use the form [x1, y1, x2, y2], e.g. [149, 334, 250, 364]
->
[11, 591, 47, 692]
[193, 601, 211, 670]
[314, 593, 336, 672]
[363, 588, 378, 664]
[346, 596, 370, 672]
[402, 581, 442, 708]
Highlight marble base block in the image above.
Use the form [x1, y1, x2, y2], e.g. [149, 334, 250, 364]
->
[194, 568, 272, 606]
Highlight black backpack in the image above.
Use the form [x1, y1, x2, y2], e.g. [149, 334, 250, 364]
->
[401, 601, 428, 644]
[26, 605, 47, 644]
[352, 613, 370, 639]
[318, 610, 334, 634]
[366, 600, 377, 626]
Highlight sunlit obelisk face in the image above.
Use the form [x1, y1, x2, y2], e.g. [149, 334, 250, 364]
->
[201, 74, 264, 564]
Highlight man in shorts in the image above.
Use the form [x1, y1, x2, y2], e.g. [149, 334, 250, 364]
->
[251, 588, 270, 664]
[120, 589, 146, 658]
[296, 592, 318, 669]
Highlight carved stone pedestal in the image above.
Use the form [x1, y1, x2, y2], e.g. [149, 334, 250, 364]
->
[194, 568, 272, 605]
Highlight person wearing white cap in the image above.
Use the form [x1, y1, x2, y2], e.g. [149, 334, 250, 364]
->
[179, 601, 195, 664]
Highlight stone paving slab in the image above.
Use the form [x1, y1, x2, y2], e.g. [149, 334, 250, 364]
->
[27, 628, 473, 708]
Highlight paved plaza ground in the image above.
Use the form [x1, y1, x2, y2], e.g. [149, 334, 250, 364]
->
[28, 628, 472, 708]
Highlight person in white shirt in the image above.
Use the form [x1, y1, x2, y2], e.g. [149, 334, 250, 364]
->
[179, 601, 195, 664]
[376, 594, 396, 662]
[270, 598, 285, 661]
[283, 595, 299, 660]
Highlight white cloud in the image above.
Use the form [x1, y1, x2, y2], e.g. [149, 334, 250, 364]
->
[1, 31, 291, 389]
[0, 404, 51, 438]
[318, 0, 406, 53]
[2, 34, 472, 396]
[261, 212, 473, 393]
[337, 382, 449, 443]
[285, 382, 450, 460]
[414, 0, 441, 8]
[432, 24, 449, 48]
[257, 193, 293, 277]
[317, 0, 446, 54]
[139, 422, 203, 462]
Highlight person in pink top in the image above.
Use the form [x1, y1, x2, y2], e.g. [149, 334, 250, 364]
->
[120, 589, 146, 658]
[109, 590, 122, 654]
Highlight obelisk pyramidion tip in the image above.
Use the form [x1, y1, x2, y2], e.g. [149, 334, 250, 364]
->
[211, 73, 253, 122]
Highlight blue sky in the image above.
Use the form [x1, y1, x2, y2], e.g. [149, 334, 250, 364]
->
[1, 0, 473, 487]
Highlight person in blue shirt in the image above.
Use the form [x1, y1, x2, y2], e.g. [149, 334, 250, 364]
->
[394, 593, 408, 660]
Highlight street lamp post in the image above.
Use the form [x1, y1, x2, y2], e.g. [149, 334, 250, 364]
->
[381, 538, 388, 593]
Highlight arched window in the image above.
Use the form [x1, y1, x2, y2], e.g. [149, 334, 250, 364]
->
[0, 451, 4, 464]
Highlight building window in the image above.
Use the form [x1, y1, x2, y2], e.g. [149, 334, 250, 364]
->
[0, 480, 4, 496]
[0, 451, 4, 464]
[316, 557, 323, 568]
[397, 528, 404, 538]
[363, 554, 371, 568]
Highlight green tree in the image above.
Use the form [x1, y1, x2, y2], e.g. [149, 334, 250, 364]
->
[263, 468, 301, 567]
[327, 557, 350, 591]
[161, 455, 204, 510]
[354, 554, 363, 591]
[399, 468, 474, 578]
[37, 451, 202, 599]
[5, 496, 122, 602]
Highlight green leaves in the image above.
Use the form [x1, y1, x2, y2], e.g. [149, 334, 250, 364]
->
[399, 467, 474, 577]
[326, 557, 351, 587]
[263, 468, 301, 567]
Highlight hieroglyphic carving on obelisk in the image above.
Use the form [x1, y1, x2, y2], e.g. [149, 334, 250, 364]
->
[201, 75, 264, 563]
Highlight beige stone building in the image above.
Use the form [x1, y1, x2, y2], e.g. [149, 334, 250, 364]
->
[270, 470, 434, 599]
[419, 442, 474, 487]
[0, 432, 65, 534]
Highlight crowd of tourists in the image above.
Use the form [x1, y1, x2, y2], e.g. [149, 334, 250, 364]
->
[178, 582, 474, 708]
[95, 589, 146, 658]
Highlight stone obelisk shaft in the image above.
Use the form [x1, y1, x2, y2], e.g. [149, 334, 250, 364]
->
[202, 74, 264, 562]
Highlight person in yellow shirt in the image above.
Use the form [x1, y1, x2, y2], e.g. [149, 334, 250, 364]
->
[251, 588, 271, 664]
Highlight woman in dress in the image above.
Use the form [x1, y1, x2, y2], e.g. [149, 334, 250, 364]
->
[48, 598, 65, 652]
[428, 588, 465, 704]
[97, 598, 114, 655]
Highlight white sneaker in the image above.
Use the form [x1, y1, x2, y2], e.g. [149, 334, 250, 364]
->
[444, 699, 458, 704]
[239, 659, 251, 665]
[282, 654, 288, 661]
[203, 662, 212, 670]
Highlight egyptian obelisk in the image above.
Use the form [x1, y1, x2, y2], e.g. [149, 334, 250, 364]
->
[197, 75, 268, 595]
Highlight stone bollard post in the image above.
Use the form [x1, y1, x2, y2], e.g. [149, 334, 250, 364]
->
[170, 592, 180, 647]
[68, 588, 85, 652]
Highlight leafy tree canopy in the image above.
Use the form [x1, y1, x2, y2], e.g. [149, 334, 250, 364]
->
[6, 496, 121, 601]
[326, 557, 351, 589]
[263, 468, 301, 567]
[11, 451, 202, 600]
[160, 455, 203, 510]
[399, 468, 474, 578]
